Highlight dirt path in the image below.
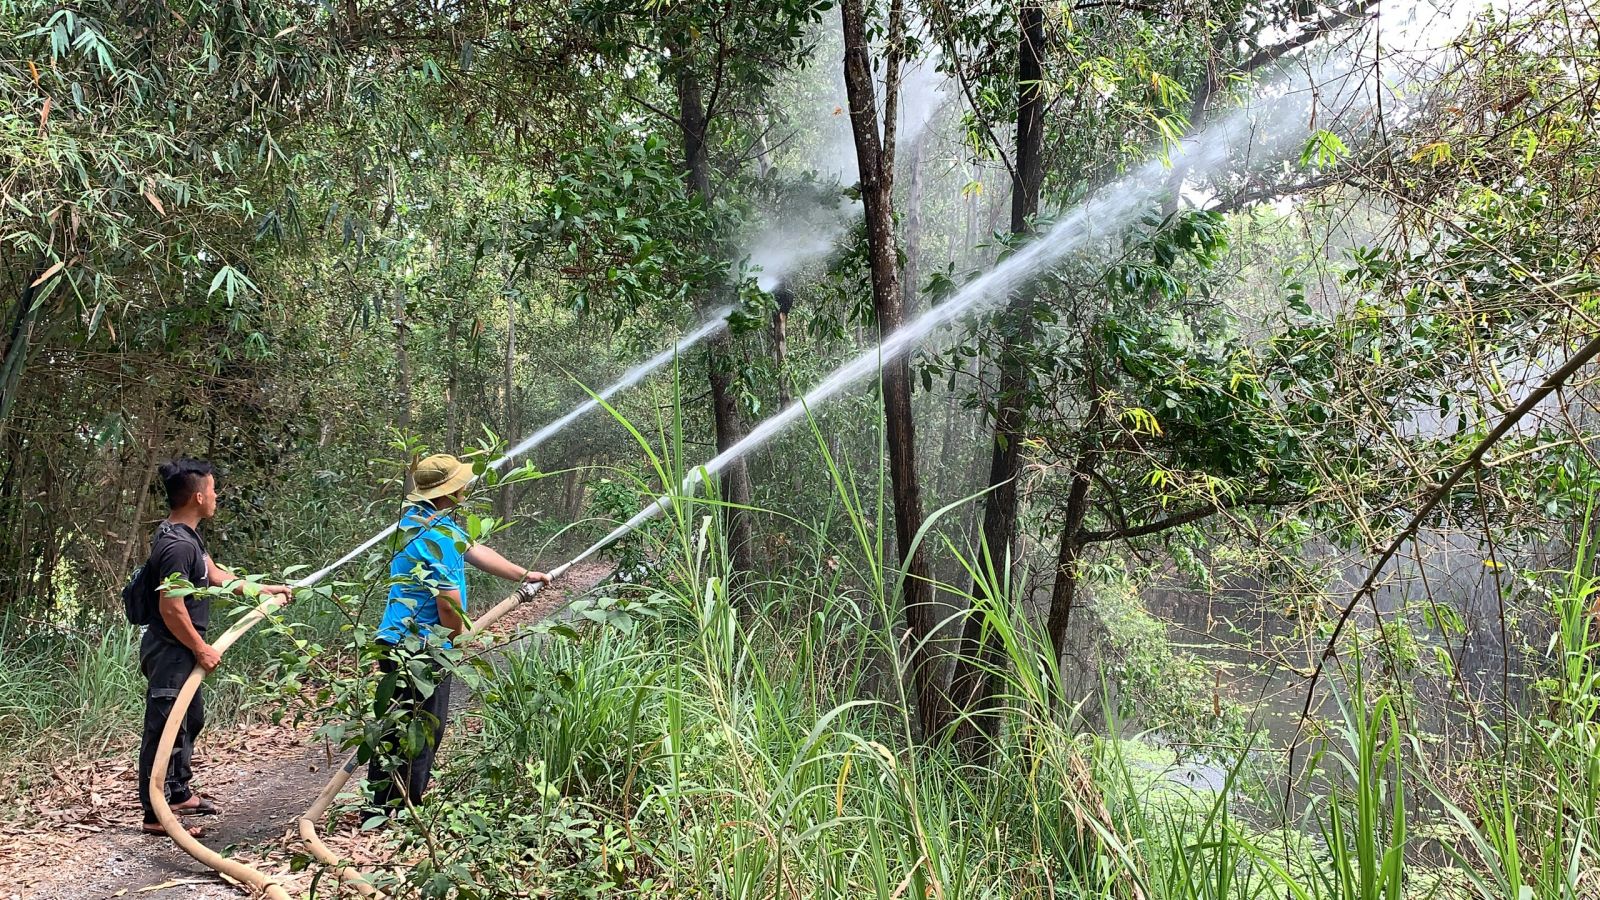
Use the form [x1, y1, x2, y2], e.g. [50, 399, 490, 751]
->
[4, 562, 612, 900]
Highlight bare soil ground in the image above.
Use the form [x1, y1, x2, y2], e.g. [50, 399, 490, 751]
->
[2, 561, 612, 900]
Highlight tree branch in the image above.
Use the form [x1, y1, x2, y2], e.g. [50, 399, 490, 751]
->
[624, 90, 680, 125]
[924, 0, 1018, 187]
[1078, 491, 1300, 544]
[1204, 174, 1346, 215]
[1240, 0, 1383, 74]
[1286, 328, 1600, 803]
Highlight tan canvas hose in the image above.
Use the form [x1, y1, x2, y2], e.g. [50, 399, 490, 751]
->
[146, 594, 295, 900]
[152, 566, 570, 897]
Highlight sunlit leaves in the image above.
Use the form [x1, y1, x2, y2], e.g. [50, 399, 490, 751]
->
[208, 265, 259, 305]
[1300, 128, 1350, 171]
[1121, 406, 1164, 436]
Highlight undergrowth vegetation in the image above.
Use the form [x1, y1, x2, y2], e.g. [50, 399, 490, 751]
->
[293, 410, 1600, 900]
[332, 508, 1599, 899]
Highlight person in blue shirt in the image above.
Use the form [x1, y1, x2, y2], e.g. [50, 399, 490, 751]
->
[368, 453, 552, 812]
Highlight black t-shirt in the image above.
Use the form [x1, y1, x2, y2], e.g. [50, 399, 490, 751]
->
[144, 521, 212, 643]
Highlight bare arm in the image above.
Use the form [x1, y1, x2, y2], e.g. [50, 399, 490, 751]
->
[435, 587, 466, 638]
[465, 544, 551, 584]
[158, 587, 221, 672]
[207, 558, 292, 600]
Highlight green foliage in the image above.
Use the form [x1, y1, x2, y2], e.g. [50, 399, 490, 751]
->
[531, 129, 722, 320]
[0, 618, 142, 806]
[1078, 571, 1251, 748]
[288, 400, 1600, 897]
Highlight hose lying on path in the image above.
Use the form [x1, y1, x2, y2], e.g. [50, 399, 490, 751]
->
[152, 563, 574, 898]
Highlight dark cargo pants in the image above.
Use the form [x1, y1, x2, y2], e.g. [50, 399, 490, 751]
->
[367, 649, 452, 811]
[138, 633, 205, 825]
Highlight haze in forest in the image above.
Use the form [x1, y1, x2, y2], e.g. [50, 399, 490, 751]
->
[2, 1, 1597, 898]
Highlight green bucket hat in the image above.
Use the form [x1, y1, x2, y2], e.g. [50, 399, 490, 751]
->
[407, 453, 474, 504]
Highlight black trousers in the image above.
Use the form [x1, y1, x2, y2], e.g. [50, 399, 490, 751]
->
[367, 649, 452, 811]
[138, 634, 205, 825]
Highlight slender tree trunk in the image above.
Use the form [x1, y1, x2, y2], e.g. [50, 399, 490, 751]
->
[840, 0, 943, 738]
[673, 40, 756, 575]
[562, 458, 585, 520]
[499, 300, 517, 519]
[754, 119, 774, 178]
[0, 261, 48, 446]
[771, 291, 790, 409]
[38, 454, 60, 609]
[1045, 462, 1094, 655]
[942, 187, 982, 506]
[964, 185, 979, 264]
[445, 317, 461, 452]
[0, 429, 21, 609]
[393, 286, 414, 496]
[118, 412, 165, 575]
[902, 132, 928, 314]
[937, 355, 976, 499]
[951, 0, 1047, 754]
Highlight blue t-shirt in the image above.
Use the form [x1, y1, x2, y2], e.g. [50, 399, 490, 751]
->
[376, 504, 471, 646]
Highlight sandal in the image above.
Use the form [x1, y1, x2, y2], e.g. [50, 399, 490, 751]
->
[143, 821, 206, 838]
[173, 795, 221, 816]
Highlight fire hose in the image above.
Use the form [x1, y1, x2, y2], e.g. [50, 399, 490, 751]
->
[150, 561, 574, 898]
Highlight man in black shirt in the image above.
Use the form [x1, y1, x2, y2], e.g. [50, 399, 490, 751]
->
[137, 459, 291, 837]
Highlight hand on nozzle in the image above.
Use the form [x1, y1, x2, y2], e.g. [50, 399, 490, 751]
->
[263, 584, 294, 603]
[522, 569, 553, 585]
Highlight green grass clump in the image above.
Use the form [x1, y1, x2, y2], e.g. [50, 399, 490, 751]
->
[0, 618, 143, 809]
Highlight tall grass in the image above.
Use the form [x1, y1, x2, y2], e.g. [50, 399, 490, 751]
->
[4, 390, 1594, 900]
[350, 397, 1600, 900]
[0, 617, 144, 809]
[1427, 515, 1600, 900]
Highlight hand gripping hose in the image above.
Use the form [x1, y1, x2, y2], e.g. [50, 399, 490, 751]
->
[150, 564, 570, 898]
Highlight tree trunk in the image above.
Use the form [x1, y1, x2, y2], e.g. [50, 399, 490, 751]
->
[38, 456, 61, 610]
[937, 355, 976, 499]
[840, 0, 943, 738]
[499, 299, 517, 519]
[445, 317, 461, 452]
[673, 39, 755, 575]
[562, 457, 588, 520]
[0, 261, 48, 446]
[118, 413, 165, 576]
[1045, 462, 1094, 657]
[964, 184, 979, 264]
[393, 286, 414, 496]
[902, 131, 928, 314]
[0, 429, 22, 609]
[754, 121, 774, 178]
[772, 307, 793, 412]
[950, 0, 1047, 754]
